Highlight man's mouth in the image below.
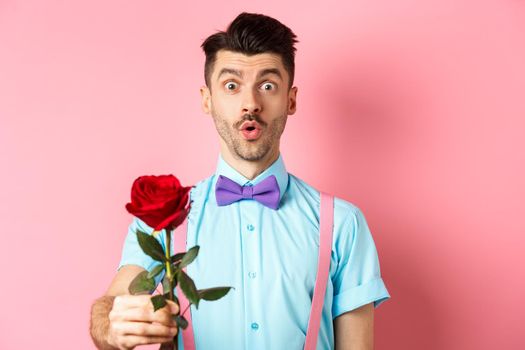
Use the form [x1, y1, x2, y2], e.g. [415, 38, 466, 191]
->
[239, 121, 262, 140]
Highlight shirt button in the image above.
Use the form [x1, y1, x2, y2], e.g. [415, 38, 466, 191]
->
[251, 322, 259, 331]
[247, 224, 255, 231]
[248, 271, 257, 279]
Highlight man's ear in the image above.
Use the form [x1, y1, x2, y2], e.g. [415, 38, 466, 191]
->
[200, 85, 211, 114]
[287, 86, 298, 115]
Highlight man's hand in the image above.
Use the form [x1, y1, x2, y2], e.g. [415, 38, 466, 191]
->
[90, 265, 180, 350]
[106, 295, 179, 350]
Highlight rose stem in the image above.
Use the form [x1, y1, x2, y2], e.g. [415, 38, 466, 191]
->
[165, 229, 175, 303]
[163, 231, 177, 350]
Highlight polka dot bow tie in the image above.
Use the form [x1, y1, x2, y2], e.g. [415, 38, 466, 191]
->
[215, 174, 280, 210]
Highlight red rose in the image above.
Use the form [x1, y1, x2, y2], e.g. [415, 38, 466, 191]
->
[125, 175, 192, 231]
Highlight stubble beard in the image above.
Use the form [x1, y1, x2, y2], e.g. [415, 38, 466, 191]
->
[211, 109, 288, 162]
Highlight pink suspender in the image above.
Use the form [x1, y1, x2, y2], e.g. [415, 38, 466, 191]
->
[173, 192, 334, 350]
[304, 192, 334, 350]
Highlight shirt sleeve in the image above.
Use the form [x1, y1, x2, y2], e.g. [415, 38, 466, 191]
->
[117, 217, 166, 287]
[331, 205, 390, 318]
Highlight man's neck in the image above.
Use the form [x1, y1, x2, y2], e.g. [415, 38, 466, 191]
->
[220, 149, 279, 180]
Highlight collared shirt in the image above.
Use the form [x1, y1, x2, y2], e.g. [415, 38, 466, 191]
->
[118, 153, 390, 350]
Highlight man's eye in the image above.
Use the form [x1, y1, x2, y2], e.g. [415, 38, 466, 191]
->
[261, 82, 276, 91]
[225, 82, 238, 90]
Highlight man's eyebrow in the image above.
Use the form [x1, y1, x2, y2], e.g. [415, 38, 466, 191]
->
[217, 68, 242, 80]
[257, 68, 282, 80]
[216, 67, 283, 81]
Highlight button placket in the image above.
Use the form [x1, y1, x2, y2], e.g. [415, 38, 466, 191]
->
[239, 198, 262, 346]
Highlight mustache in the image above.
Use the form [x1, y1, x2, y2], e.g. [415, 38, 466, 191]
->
[236, 114, 266, 127]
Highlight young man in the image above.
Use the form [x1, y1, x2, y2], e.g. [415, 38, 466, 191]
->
[90, 12, 390, 350]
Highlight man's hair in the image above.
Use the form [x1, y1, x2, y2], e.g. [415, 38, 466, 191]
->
[201, 12, 298, 89]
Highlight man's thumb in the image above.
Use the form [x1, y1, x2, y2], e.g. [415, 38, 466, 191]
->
[166, 299, 180, 314]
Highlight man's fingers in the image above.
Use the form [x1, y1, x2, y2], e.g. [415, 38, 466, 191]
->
[117, 335, 176, 348]
[108, 295, 180, 350]
[114, 295, 179, 314]
[113, 295, 157, 309]
[110, 306, 176, 326]
[113, 321, 178, 338]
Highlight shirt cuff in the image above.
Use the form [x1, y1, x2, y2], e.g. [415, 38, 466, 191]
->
[332, 277, 391, 319]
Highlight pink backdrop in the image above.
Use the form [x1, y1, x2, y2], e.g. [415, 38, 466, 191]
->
[1, 1, 524, 349]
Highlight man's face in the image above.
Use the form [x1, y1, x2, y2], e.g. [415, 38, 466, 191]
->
[200, 50, 297, 162]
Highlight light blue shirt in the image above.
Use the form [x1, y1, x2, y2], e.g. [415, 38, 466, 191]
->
[118, 153, 390, 350]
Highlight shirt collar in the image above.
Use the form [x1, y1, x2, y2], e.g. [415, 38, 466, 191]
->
[213, 152, 289, 203]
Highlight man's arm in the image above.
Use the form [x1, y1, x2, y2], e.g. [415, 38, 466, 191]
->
[333, 302, 374, 350]
[89, 264, 179, 350]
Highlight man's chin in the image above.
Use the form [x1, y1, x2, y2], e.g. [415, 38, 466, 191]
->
[235, 148, 269, 162]
[236, 153, 265, 162]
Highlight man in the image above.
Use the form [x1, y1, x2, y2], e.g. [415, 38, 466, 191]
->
[90, 12, 390, 350]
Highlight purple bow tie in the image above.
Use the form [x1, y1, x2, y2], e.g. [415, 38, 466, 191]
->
[215, 174, 281, 210]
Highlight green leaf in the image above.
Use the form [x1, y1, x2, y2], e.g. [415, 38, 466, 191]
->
[176, 270, 200, 308]
[151, 294, 167, 312]
[198, 286, 233, 301]
[170, 252, 186, 264]
[147, 264, 165, 279]
[128, 271, 156, 295]
[180, 245, 200, 268]
[173, 315, 188, 329]
[136, 230, 167, 262]
[171, 264, 180, 278]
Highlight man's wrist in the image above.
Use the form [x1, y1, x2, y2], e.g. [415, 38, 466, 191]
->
[90, 295, 120, 350]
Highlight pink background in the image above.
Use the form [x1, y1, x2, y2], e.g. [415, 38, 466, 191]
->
[1, 1, 524, 349]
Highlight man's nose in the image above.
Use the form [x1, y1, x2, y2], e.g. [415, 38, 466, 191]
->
[241, 89, 262, 114]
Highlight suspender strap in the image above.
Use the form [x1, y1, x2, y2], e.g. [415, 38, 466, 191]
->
[173, 219, 196, 350]
[172, 192, 334, 350]
[304, 192, 334, 350]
